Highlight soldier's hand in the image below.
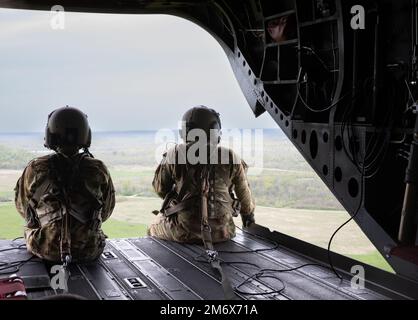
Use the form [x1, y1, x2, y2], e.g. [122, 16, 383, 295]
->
[241, 212, 255, 228]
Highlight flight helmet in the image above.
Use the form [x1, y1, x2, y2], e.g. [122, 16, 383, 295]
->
[180, 105, 222, 144]
[44, 106, 91, 151]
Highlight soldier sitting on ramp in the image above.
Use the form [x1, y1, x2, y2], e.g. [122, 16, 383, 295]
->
[15, 106, 115, 264]
[149, 105, 256, 244]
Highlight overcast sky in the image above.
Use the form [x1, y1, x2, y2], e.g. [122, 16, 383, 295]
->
[0, 8, 276, 133]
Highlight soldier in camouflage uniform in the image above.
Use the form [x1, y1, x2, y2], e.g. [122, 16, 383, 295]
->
[15, 107, 115, 263]
[148, 106, 255, 243]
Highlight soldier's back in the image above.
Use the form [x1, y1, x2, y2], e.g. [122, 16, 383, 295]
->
[15, 153, 115, 262]
[150, 144, 247, 243]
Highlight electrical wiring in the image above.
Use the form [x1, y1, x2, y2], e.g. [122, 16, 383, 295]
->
[0, 256, 36, 275]
[330, 82, 394, 273]
[233, 263, 338, 296]
[338, 78, 376, 172]
[232, 74, 411, 294]
[215, 241, 279, 254]
[193, 224, 343, 296]
[193, 253, 261, 270]
[291, 46, 393, 176]
[364, 84, 398, 164]
[0, 243, 26, 253]
[234, 272, 286, 296]
[191, 83, 398, 292]
[296, 84, 353, 113]
[212, 226, 280, 254]
[327, 119, 379, 279]
[339, 76, 400, 179]
[338, 76, 397, 177]
[0, 240, 42, 276]
[295, 46, 349, 113]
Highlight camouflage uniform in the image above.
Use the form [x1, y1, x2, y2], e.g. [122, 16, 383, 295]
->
[15, 153, 115, 263]
[148, 144, 255, 243]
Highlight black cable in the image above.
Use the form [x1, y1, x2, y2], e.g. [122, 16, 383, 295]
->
[259, 263, 332, 274]
[0, 256, 38, 275]
[0, 243, 26, 253]
[362, 83, 398, 177]
[194, 81, 397, 288]
[233, 261, 340, 296]
[296, 82, 354, 113]
[319, 74, 402, 279]
[235, 227, 339, 279]
[205, 75, 406, 294]
[216, 242, 279, 254]
[331, 92, 375, 277]
[327, 127, 373, 280]
[339, 77, 375, 172]
[0, 242, 40, 275]
[192, 225, 337, 297]
[192, 225, 352, 296]
[213, 226, 280, 254]
[295, 46, 354, 114]
[340, 77, 399, 178]
[340, 97, 361, 171]
[234, 272, 286, 296]
[193, 254, 261, 269]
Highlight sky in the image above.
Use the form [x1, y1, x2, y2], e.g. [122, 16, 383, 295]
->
[0, 8, 277, 133]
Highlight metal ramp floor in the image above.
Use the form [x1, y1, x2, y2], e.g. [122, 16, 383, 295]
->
[1, 228, 417, 300]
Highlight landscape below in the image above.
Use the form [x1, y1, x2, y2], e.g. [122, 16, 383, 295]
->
[0, 131, 393, 272]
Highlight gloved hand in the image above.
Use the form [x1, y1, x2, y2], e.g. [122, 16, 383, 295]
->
[241, 212, 255, 228]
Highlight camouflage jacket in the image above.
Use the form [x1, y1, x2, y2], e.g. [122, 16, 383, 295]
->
[15, 152, 115, 262]
[149, 144, 255, 243]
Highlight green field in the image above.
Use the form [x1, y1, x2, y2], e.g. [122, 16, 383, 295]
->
[0, 202, 23, 238]
[0, 202, 147, 239]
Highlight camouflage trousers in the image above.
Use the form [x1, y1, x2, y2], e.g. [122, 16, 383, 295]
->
[147, 212, 236, 244]
[24, 222, 106, 263]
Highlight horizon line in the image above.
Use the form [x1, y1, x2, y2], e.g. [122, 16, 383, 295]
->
[0, 128, 282, 135]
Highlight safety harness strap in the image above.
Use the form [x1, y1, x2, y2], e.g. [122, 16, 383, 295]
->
[162, 196, 198, 217]
[200, 165, 237, 300]
[159, 158, 199, 217]
[49, 152, 89, 267]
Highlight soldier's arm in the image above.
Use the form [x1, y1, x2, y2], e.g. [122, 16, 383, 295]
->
[232, 160, 255, 216]
[152, 153, 175, 199]
[14, 165, 34, 220]
[101, 167, 116, 222]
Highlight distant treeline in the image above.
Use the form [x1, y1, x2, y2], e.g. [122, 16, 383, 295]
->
[0, 136, 343, 210]
[110, 168, 343, 211]
[0, 145, 33, 169]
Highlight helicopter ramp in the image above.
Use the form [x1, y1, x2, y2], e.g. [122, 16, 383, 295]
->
[1, 227, 417, 300]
